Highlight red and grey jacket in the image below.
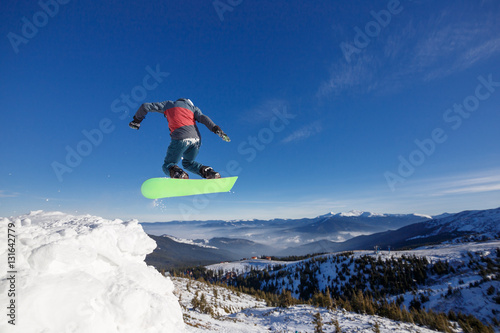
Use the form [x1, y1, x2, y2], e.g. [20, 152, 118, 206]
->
[133, 98, 216, 140]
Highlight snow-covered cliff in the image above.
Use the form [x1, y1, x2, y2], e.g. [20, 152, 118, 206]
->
[0, 211, 185, 333]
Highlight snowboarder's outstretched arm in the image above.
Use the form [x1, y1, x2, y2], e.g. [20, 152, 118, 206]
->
[212, 125, 230, 142]
[129, 101, 174, 130]
[193, 107, 230, 142]
[128, 99, 229, 141]
[192, 106, 216, 132]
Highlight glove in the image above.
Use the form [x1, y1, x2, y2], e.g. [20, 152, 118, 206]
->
[212, 125, 230, 142]
[129, 116, 142, 130]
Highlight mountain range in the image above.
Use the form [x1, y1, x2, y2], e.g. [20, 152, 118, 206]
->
[142, 207, 500, 269]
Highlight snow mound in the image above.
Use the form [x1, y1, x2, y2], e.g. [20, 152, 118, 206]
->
[0, 211, 185, 333]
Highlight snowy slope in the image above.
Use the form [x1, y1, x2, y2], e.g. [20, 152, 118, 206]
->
[207, 258, 299, 275]
[173, 277, 459, 332]
[206, 241, 500, 327]
[425, 207, 500, 240]
[0, 211, 185, 333]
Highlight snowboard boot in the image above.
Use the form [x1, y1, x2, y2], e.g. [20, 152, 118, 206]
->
[200, 166, 221, 179]
[169, 165, 189, 179]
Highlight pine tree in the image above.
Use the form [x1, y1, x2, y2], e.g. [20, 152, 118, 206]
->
[332, 317, 342, 333]
[313, 312, 323, 333]
[190, 294, 199, 310]
[278, 289, 294, 308]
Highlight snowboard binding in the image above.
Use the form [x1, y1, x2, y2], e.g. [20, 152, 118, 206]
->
[200, 166, 221, 179]
[169, 165, 189, 179]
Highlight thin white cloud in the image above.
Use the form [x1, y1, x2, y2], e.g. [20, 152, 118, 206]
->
[419, 32, 500, 81]
[396, 169, 500, 198]
[317, 54, 378, 98]
[436, 183, 500, 196]
[239, 99, 289, 125]
[452, 37, 500, 69]
[318, 4, 500, 97]
[281, 121, 323, 143]
[440, 174, 500, 188]
[407, 15, 500, 78]
[0, 190, 19, 198]
[429, 172, 500, 196]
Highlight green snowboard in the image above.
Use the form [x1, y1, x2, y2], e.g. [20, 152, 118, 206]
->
[141, 176, 238, 199]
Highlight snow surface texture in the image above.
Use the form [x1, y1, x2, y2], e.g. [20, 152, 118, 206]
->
[173, 277, 453, 333]
[428, 207, 500, 237]
[0, 211, 185, 333]
[207, 241, 500, 327]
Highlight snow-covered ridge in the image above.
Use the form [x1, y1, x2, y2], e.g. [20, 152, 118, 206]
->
[204, 240, 500, 328]
[0, 211, 185, 333]
[318, 210, 433, 219]
[424, 207, 500, 238]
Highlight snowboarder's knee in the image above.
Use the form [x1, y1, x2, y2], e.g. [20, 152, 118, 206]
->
[182, 159, 193, 169]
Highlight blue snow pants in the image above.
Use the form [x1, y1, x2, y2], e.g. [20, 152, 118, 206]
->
[162, 139, 203, 177]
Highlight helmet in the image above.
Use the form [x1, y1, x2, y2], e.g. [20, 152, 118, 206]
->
[176, 98, 194, 107]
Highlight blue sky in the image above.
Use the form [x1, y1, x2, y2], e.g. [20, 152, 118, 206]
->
[1, 0, 499, 221]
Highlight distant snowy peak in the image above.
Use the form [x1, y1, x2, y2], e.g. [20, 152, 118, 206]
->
[340, 210, 373, 217]
[413, 213, 434, 219]
[162, 234, 219, 249]
[431, 213, 453, 220]
[319, 210, 432, 219]
[318, 210, 377, 218]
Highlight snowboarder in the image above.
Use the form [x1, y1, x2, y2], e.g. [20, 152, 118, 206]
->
[128, 98, 229, 179]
